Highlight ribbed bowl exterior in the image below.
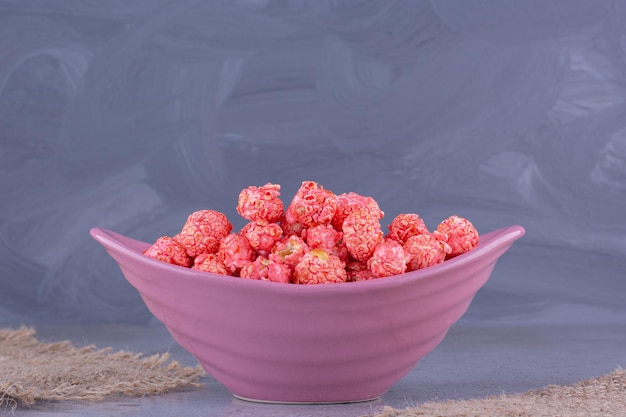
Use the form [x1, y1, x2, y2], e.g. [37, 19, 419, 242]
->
[91, 225, 524, 403]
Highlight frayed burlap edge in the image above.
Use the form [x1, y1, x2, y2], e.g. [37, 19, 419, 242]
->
[367, 367, 626, 417]
[0, 327, 205, 410]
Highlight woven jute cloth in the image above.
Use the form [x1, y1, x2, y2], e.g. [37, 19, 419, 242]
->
[369, 368, 626, 417]
[0, 327, 205, 409]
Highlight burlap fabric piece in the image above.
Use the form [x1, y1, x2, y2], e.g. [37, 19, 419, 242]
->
[0, 327, 205, 408]
[368, 368, 626, 417]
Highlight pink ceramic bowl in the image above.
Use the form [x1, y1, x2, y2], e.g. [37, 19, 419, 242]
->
[91, 225, 524, 404]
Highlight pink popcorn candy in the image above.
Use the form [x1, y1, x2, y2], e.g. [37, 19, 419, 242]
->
[192, 253, 229, 276]
[367, 239, 410, 278]
[330, 238, 350, 264]
[236, 183, 284, 223]
[239, 260, 257, 280]
[304, 224, 349, 263]
[387, 213, 429, 244]
[271, 235, 309, 268]
[346, 261, 376, 282]
[342, 212, 384, 262]
[433, 215, 479, 258]
[404, 233, 450, 271]
[304, 224, 342, 252]
[294, 249, 347, 285]
[239, 256, 293, 283]
[144, 236, 192, 267]
[240, 220, 283, 254]
[280, 216, 305, 238]
[285, 181, 338, 228]
[331, 192, 384, 231]
[175, 210, 233, 257]
[217, 233, 255, 275]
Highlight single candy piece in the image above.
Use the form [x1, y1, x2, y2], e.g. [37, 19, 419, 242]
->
[240, 256, 293, 283]
[433, 215, 479, 258]
[271, 235, 309, 268]
[265, 257, 294, 283]
[367, 239, 410, 278]
[331, 192, 384, 231]
[342, 212, 384, 262]
[294, 249, 347, 284]
[175, 210, 233, 257]
[346, 261, 376, 282]
[387, 213, 429, 244]
[192, 253, 229, 275]
[144, 236, 192, 267]
[236, 183, 284, 223]
[404, 233, 450, 271]
[217, 233, 255, 275]
[285, 181, 338, 227]
[240, 220, 283, 254]
[304, 224, 342, 252]
[239, 260, 258, 280]
[304, 224, 349, 263]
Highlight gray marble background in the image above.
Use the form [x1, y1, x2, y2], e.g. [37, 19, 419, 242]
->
[1, 0, 625, 325]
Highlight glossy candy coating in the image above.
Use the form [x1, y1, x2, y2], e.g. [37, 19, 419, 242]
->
[434, 215, 479, 258]
[237, 183, 284, 223]
[175, 210, 232, 257]
[404, 233, 450, 271]
[331, 192, 383, 231]
[192, 253, 229, 275]
[240, 220, 283, 254]
[342, 212, 384, 262]
[387, 213, 429, 244]
[144, 236, 192, 267]
[367, 239, 410, 278]
[294, 249, 347, 284]
[285, 181, 338, 228]
[217, 233, 255, 275]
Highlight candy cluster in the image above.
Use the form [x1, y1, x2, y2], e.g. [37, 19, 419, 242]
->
[143, 181, 479, 284]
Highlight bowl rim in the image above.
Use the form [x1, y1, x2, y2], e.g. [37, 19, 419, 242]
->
[90, 224, 525, 295]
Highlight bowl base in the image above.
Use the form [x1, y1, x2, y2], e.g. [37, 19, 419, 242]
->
[232, 393, 382, 405]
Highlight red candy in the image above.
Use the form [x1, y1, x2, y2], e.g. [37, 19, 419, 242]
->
[305, 225, 349, 263]
[285, 181, 338, 228]
[144, 236, 192, 267]
[433, 215, 479, 258]
[175, 210, 232, 257]
[240, 220, 283, 254]
[387, 213, 429, 244]
[144, 181, 480, 284]
[271, 235, 309, 268]
[217, 233, 255, 275]
[331, 192, 384, 231]
[237, 183, 284, 223]
[342, 212, 384, 262]
[192, 253, 229, 275]
[367, 239, 410, 278]
[240, 256, 292, 283]
[294, 249, 347, 284]
[304, 224, 341, 252]
[404, 233, 450, 271]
